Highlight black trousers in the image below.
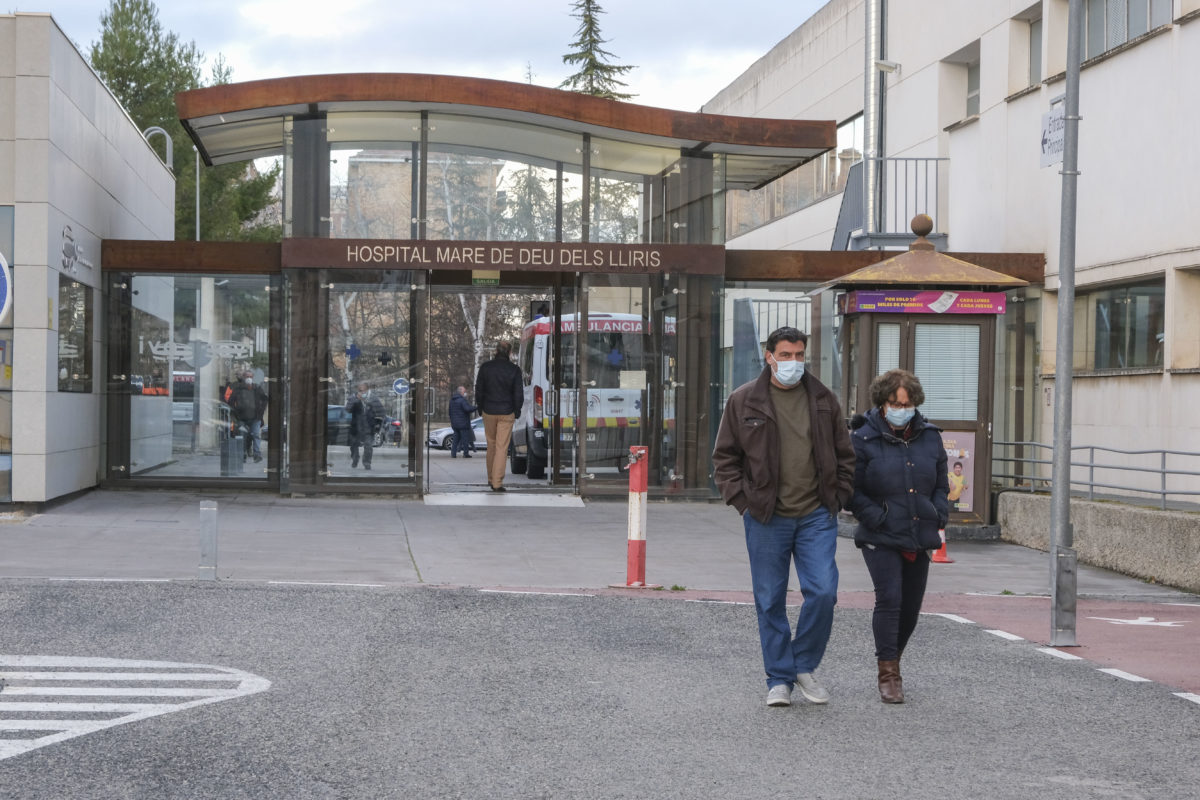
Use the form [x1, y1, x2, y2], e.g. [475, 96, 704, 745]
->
[451, 425, 475, 456]
[860, 545, 930, 661]
[350, 435, 373, 467]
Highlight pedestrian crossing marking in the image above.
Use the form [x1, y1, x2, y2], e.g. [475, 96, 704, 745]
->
[0, 655, 270, 761]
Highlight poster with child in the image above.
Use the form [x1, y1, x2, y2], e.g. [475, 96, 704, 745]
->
[942, 431, 976, 513]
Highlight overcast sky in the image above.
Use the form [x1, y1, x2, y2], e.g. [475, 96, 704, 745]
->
[31, 0, 827, 112]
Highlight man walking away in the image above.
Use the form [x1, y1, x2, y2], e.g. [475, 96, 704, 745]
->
[474, 341, 523, 492]
[712, 327, 855, 708]
[448, 385, 478, 458]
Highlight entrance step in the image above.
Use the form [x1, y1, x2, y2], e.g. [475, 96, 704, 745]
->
[423, 492, 583, 508]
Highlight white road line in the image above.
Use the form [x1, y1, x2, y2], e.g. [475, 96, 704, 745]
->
[685, 599, 754, 605]
[1173, 692, 1200, 705]
[479, 590, 595, 597]
[1036, 647, 1083, 660]
[984, 629, 1025, 641]
[268, 581, 385, 587]
[0, 701, 185, 713]
[47, 578, 171, 583]
[1097, 667, 1150, 682]
[0, 671, 242, 682]
[924, 613, 975, 624]
[0, 655, 270, 762]
[1, 687, 240, 697]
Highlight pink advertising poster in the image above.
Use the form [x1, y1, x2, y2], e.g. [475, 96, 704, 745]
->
[942, 431, 976, 513]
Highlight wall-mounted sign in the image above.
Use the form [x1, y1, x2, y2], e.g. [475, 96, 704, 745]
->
[839, 290, 1006, 315]
[0, 251, 10, 325]
[472, 270, 500, 286]
[61, 225, 95, 273]
[282, 239, 725, 275]
[1041, 104, 1065, 168]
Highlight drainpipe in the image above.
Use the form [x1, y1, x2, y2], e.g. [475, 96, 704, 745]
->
[863, 0, 888, 241]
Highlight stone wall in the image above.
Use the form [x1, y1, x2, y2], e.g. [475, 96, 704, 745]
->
[996, 492, 1200, 594]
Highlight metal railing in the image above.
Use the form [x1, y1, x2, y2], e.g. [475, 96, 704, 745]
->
[993, 440, 1200, 511]
[864, 156, 949, 237]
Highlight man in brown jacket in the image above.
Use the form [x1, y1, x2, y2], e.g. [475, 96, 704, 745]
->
[712, 326, 854, 708]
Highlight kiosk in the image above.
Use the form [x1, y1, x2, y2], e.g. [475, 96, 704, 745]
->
[822, 216, 1028, 525]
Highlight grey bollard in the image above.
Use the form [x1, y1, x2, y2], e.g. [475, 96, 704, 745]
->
[198, 500, 218, 581]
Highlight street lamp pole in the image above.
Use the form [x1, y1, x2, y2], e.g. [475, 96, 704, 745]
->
[1050, 0, 1084, 647]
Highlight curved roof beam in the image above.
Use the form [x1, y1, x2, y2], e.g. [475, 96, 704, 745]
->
[176, 73, 835, 189]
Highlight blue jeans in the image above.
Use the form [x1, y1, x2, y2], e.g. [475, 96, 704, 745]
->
[242, 419, 262, 459]
[744, 507, 839, 688]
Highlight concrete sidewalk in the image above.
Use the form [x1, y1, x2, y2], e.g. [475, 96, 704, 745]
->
[1, 487, 1193, 600]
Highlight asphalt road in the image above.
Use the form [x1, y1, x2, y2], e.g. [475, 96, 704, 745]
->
[1, 581, 1197, 799]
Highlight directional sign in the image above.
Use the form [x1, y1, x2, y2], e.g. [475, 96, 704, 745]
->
[1040, 105, 1065, 167]
[393, 377, 411, 395]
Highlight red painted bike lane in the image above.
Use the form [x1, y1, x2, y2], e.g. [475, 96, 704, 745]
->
[840, 591, 1200, 695]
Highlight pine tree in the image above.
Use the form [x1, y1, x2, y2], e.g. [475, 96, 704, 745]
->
[559, 0, 636, 101]
[89, 0, 280, 241]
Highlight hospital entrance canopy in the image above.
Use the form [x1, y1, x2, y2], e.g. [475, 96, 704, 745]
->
[176, 73, 835, 192]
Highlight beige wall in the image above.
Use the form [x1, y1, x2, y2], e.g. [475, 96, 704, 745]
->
[1, 12, 174, 502]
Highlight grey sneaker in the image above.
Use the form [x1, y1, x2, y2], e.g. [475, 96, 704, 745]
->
[766, 684, 792, 707]
[795, 672, 829, 704]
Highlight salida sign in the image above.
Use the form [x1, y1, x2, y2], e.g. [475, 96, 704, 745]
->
[283, 239, 725, 275]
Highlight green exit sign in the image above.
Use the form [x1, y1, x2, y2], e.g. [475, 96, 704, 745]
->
[472, 270, 500, 286]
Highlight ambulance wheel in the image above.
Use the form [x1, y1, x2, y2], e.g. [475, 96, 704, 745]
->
[527, 455, 546, 480]
[509, 444, 528, 475]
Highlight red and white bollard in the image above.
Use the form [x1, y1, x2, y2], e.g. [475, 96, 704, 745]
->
[611, 446, 660, 589]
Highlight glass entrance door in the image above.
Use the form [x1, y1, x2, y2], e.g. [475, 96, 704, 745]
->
[284, 270, 422, 491]
[574, 273, 654, 494]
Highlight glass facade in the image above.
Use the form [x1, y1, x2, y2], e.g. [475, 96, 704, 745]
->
[120, 275, 276, 480]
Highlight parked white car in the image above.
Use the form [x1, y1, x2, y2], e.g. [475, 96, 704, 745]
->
[427, 416, 486, 450]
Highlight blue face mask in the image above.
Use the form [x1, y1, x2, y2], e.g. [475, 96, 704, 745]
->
[884, 406, 915, 428]
[771, 358, 804, 386]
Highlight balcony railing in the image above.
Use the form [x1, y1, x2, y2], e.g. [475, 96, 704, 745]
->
[833, 157, 950, 251]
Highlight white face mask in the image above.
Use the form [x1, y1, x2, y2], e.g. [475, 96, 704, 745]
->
[770, 357, 804, 386]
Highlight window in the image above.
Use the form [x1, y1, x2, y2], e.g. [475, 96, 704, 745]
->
[1086, 0, 1171, 59]
[1029, 16, 1043, 85]
[915, 324, 981, 420]
[1074, 279, 1165, 370]
[726, 114, 864, 238]
[57, 276, 93, 393]
[966, 62, 981, 117]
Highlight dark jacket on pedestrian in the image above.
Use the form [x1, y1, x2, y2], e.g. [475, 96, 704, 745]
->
[347, 393, 384, 438]
[848, 407, 949, 552]
[448, 392, 477, 428]
[475, 356, 523, 416]
[230, 381, 268, 424]
[712, 367, 855, 524]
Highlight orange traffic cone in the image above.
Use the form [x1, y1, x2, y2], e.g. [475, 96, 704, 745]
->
[931, 529, 954, 563]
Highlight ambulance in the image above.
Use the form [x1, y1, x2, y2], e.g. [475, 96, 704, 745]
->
[511, 312, 670, 479]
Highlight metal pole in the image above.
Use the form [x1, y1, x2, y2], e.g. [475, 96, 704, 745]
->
[194, 146, 201, 242]
[1050, 0, 1084, 647]
[198, 500, 218, 581]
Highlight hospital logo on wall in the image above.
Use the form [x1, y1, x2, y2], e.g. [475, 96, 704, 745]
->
[0, 251, 11, 324]
[61, 225, 95, 274]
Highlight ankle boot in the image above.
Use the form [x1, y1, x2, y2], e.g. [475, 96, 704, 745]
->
[877, 659, 904, 704]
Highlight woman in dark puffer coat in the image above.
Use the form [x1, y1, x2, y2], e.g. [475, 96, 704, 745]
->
[848, 369, 949, 704]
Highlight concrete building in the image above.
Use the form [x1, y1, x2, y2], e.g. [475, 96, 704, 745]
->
[0, 12, 174, 502]
[703, 0, 1200, 501]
